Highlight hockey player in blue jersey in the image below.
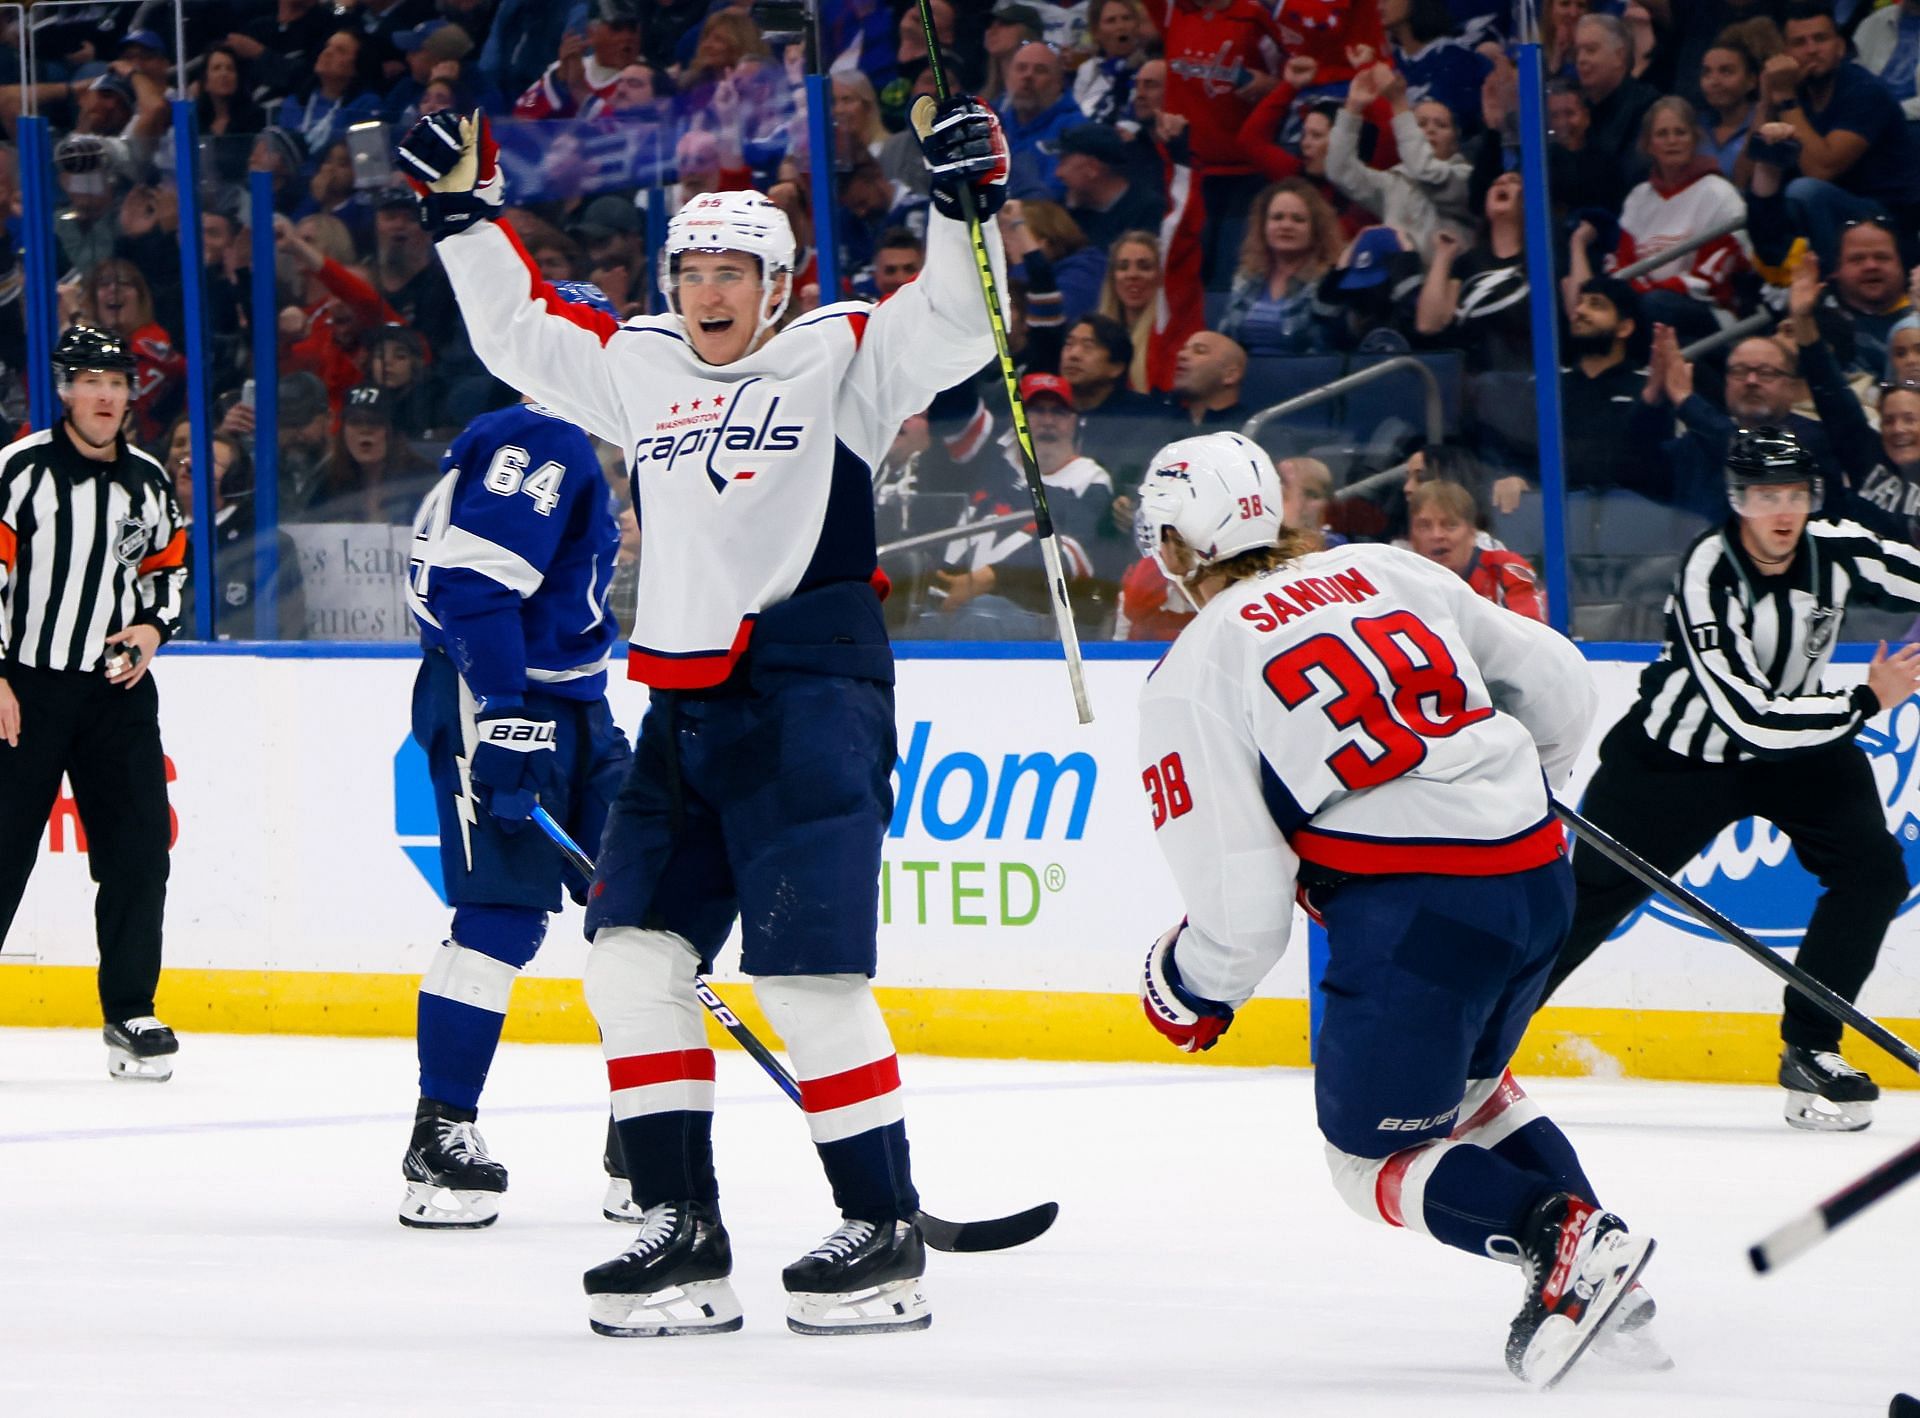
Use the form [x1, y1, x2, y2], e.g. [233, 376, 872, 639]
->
[398, 98, 1007, 1333]
[400, 280, 633, 1230]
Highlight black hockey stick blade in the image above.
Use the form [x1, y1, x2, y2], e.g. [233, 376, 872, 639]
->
[917, 1200, 1058, 1253]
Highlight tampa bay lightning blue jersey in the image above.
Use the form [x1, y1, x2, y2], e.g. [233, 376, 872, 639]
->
[406, 403, 621, 705]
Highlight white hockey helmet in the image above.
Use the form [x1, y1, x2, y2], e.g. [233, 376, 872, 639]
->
[1136, 431, 1285, 588]
[660, 190, 798, 342]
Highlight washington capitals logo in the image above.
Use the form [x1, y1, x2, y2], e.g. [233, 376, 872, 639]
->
[632, 376, 806, 493]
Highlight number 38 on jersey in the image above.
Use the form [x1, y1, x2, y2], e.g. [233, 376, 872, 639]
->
[1263, 609, 1490, 792]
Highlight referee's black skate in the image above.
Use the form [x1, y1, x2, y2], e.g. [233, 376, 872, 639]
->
[1506, 1191, 1655, 1388]
[103, 1017, 177, 1082]
[398, 1100, 507, 1229]
[783, 1218, 931, 1335]
[1780, 1046, 1878, 1132]
[584, 1200, 743, 1336]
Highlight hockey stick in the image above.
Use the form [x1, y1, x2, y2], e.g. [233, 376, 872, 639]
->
[1748, 1135, 1920, 1274]
[531, 805, 1059, 1253]
[913, 0, 1093, 725]
[1551, 802, 1920, 1075]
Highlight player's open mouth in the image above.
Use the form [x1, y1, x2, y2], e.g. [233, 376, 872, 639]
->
[698, 317, 734, 334]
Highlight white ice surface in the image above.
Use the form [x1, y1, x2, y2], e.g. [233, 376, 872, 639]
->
[2, 1029, 1916, 1418]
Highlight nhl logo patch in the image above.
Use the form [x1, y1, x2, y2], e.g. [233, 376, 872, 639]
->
[112, 516, 146, 568]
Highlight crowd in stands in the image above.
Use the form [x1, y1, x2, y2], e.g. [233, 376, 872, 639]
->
[0, 0, 1916, 642]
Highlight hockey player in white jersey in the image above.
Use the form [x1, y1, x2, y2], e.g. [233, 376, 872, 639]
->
[396, 98, 1009, 1334]
[1131, 432, 1659, 1387]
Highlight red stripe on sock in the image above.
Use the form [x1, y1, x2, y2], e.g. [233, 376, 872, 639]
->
[607, 1048, 716, 1091]
[798, 1055, 900, 1114]
[1375, 1148, 1422, 1228]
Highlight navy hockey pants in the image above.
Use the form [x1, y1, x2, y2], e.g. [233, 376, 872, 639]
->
[1313, 861, 1575, 1159]
[584, 670, 896, 976]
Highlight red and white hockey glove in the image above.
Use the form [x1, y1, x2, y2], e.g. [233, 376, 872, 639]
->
[1140, 922, 1235, 1053]
[396, 109, 504, 239]
[912, 95, 1010, 220]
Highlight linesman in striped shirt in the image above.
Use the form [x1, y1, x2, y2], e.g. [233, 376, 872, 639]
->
[1537, 428, 1920, 1133]
[0, 326, 187, 1082]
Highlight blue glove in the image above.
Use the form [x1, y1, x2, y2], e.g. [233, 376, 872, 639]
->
[469, 710, 559, 832]
[396, 109, 504, 239]
[911, 95, 1010, 220]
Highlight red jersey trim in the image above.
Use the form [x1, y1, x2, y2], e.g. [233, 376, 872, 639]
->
[499, 221, 623, 347]
[626, 617, 757, 689]
[798, 1055, 901, 1114]
[606, 1048, 716, 1090]
[1292, 818, 1567, 877]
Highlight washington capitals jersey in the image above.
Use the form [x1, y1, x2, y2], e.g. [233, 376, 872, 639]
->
[1138, 543, 1595, 1005]
[432, 207, 1003, 689]
[406, 403, 620, 705]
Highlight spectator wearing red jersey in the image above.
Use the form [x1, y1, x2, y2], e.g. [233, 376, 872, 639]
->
[1236, 55, 1397, 236]
[1408, 480, 1546, 620]
[512, 6, 641, 120]
[1272, 0, 1389, 90]
[272, 214, 406, 414]
[1595, 97, 1749, 340]
[1159, 0, 1286, 177]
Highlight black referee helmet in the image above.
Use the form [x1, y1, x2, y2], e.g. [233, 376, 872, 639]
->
[52, 324, 137, 379]
[1726, 426, 1821, 512]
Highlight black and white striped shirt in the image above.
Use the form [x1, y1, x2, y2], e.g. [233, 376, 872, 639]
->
[1629, 519, 1920, 763]
[0, 423, 186, 673]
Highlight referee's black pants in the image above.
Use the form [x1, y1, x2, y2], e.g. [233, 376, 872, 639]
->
[0, 664, 170, 1023]
[1541, 719, 1907, 1053]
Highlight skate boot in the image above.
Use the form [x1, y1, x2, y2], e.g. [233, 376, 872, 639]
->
[1780, 1046, 1877, 1132]
[103, 1017, 178, 1082]
[783, 1218, 931, 1335]
[602, 1116, 641, 1223]
[1506, 1191, 1655, 1388]
[398, 1100, 508, 1229]
[1589, 1281, 1674, 1372]
[584, 1201, 742, 1336]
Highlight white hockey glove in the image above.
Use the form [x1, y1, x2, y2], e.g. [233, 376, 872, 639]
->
[912, 95, 1010, 220]
[396, 109, 504, 239]
[1140, 922, 1235, 1053]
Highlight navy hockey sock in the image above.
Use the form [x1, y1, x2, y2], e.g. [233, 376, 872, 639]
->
[1491, 1117, 1600, 1208]
[1392, 1143, 1554, 1260]
[616, 1110, 719, 1211]
[816, 1121, 920, 1222]
[417, 911, 543, 1112]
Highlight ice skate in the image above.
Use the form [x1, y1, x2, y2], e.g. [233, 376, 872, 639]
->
[1780, 1046, 1877, 1132]
[398, 1100, 507, 1229]
[1589, 1282, 1674, 1372]
[1506, 1191, 1655, 1388]
[783, 1218, 931, 1335]
[602, 1117, 641, 1223]
[103, 1017, 177, 1082]
[584, 1201, 742, 1336]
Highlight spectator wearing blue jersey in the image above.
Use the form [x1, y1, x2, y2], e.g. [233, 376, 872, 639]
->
[1386, 0, 1494, 132]
[276, 29, 384, 162]
[998, 41, 1084, 200]
[398, 280, 634, 1230]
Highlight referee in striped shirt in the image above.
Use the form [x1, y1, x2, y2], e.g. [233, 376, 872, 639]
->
[0, 325, 187, 1081]
[1538, 428, 1920, 1133]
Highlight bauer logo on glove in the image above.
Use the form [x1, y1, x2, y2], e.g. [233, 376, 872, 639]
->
[1140, 922, 1235, 1053]
[397, 109, 504, 239]
[911, 95, 1010, 221]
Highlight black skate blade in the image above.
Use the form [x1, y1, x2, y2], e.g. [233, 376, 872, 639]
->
[915, 1201, 1057, 1253]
